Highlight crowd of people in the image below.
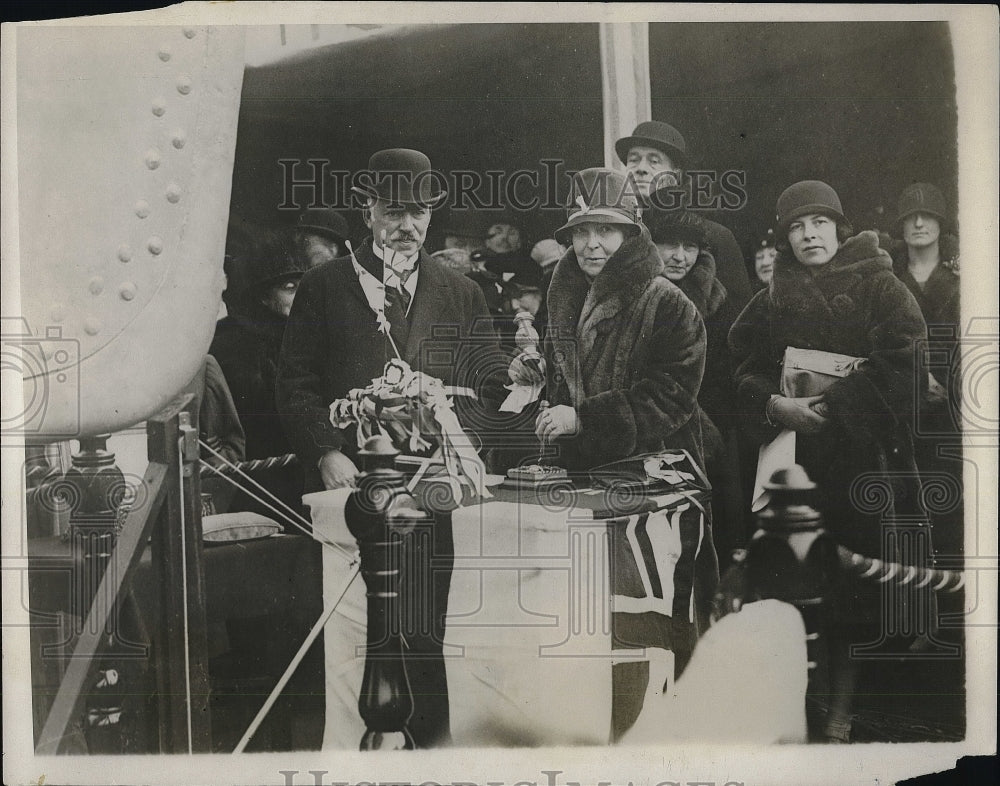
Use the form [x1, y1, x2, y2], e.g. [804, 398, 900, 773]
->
[199, 121, 961, 744]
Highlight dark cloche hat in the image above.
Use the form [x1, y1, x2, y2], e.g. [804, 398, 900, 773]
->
[351, 148, 448, 208]
[296, 208, 349, 243]
[554, 168, 642, 246]
[750, 228, 777, 253]
[645, 207, 708, 247]
[246, 230, 308, 289]
[615, 120, 690, 169]
[775, 180, 851, 235]
[896, 182, 948, 225]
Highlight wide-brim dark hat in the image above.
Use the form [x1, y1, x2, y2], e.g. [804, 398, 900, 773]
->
[895, 182, 948, 225]
[554, 168, 642, 245]
[615, 120, 689, 169]
[246, 231, 308, 289]
[351, 148, 448, 208]
[296, 208, 349, 243]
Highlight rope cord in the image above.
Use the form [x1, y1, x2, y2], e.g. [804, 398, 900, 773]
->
[199, 453, 297, 477]
[837, 546, 964, 593]
[197, 443, 356, 563]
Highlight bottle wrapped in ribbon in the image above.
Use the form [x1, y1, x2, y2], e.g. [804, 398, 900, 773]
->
[501, 310, 546, 413]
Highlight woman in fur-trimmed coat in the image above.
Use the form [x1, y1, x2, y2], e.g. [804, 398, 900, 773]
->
[729, 182, 929, 565]
[537, 169, 716, 738]
[541, 223, 708, 473]
[729, 181, 933, 743]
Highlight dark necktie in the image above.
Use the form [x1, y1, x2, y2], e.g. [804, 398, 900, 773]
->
[383, 272, 413, 351]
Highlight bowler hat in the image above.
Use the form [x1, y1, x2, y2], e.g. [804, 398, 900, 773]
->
[351, 148, 448, 208]
[615, 120, 689, 169]
[896, 182, 947, 225]
[296, 208, 349, 243]
[553, 168, 642, 246]
[775, 180, 851, 235]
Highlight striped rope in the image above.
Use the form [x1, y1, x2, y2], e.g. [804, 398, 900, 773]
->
[199, 453, 298, 477]
[837, 546, 964, 593]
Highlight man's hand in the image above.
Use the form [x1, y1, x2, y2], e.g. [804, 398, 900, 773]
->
[770, 395, 828, 435]
[508, 352, 545, 385]
[535, 404, 578, 442]
[318, 449, 359, 489]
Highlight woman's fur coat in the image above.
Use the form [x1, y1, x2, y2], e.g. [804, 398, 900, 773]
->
[728, 230, 929, 560]
[544, 226, 708, 472]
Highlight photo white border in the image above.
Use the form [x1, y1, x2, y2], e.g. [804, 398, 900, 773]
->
[2, 3, 996, 785]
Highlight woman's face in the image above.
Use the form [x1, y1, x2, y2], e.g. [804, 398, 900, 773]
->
[656, 240, 700, 281]
[902, 212, 941, 249]
[754, 246, 776, 283]
[571, 222, 626, 278]
[788, 213, 840, 267]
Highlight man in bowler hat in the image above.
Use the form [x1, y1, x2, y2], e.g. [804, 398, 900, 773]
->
[276, 148, 502, 748]
[616, 120, 753, 312]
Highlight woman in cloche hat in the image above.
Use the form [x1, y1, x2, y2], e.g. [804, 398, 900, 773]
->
[538, 167, 709, 474]
[538, 167, 718, 733]
[728, 179, 933, 741]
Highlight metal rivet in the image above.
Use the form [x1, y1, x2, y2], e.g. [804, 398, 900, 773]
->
[119, 282, 137, 301]
[165, 183, 181, 204]
[172, 131, 186, 149]
[88, 276, 105, 296]
[158, 46, 171, 62]
[182, 27, 196, 39]
[176, 76, 192, 95]
[144, 149, 161, 170]
[151, 99, 166, 117]
[84, 318, 101, 336]
[134, 200, 151, 219]
[147, 236, 164, 255]
[50, 305, 65, 322]
[117, 244, 132, 263]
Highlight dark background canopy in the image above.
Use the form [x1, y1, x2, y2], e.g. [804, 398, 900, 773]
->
[232, 21, 957, 258]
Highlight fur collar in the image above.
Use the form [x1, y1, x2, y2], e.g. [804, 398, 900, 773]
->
[546, 226, 663, 403]
[547, 226, 663, 337]
[672, 248, 727, 318]
[770, 230, 890, 309]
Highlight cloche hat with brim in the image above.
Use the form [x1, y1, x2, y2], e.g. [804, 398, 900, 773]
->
[554, 168, 642, 246]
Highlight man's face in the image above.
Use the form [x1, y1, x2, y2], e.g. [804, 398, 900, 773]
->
[302, 233, 341, 267]
[625, 145, 682, 197]
[260, 276, 300, 318]
[485, 223, 522, 255]
[366, 199, 431, 256]
[754, 246, 777, 283]
[656, 239, 700, 281]
[902, 212, 941, 250]
[788, 213, 840, 267]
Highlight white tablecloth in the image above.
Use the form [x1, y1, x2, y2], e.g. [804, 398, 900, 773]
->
[306, 489, 807, 748]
